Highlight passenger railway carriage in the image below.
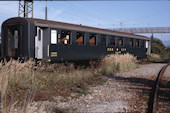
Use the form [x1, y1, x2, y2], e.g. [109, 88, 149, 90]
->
[1, 17, 151, 62]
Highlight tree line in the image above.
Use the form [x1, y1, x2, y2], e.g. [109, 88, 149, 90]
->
[151, 35, 170, 60]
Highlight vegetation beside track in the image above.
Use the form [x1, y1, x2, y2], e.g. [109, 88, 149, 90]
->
[0, 53, 138, 112]
[149, 36, 170, 62]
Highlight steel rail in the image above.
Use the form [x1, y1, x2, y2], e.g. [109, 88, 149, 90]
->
[152, 63, 170, 113]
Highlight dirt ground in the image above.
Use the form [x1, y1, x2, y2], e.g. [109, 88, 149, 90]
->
[32, 63, 165, 112]
[9, 63, 167, 112]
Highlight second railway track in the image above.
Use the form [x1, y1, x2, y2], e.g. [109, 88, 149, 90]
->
[148, 63, 170, 113]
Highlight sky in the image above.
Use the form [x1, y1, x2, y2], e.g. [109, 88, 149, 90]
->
[0, 0, 170, 46]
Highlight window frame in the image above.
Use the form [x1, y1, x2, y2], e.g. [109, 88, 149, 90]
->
[61, 30, 71, 45]
[136, 39, 140, 48]
[142, 40, 145, 48]
[118, 37, 124, 47]
[89, 33, 97, 46]
[101, 35, 107, 46]
[146, 41, 149, 48]
[51, 29, 57, 44]
[38, 29, 41, 41]
[76, 32, 85, 45]
[110, 36, 116, 47]
[129, 38, 134, 47]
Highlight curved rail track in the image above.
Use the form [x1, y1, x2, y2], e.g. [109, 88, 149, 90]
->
[148, 63, 170, 113]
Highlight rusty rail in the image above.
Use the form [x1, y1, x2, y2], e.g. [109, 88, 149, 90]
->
[151, 63, 170, 113]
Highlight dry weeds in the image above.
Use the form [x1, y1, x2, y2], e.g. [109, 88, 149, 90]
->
[148, 53, 162, 62]
[99, 53, 139, 75]
[0, 53, 139, 112]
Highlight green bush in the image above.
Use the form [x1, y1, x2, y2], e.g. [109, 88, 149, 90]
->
[151, 37, 170, 60]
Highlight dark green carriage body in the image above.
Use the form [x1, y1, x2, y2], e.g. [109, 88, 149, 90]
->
[1, 17, 150, 62]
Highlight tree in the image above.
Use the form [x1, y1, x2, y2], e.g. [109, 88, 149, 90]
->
[151, 37, 169, 59]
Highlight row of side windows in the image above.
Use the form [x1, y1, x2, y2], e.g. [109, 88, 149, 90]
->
[50, 30, 146, 48]
[129, 39, 146, 48]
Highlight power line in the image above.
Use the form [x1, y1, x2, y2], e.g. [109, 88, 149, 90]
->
[124, 7, 170, 24]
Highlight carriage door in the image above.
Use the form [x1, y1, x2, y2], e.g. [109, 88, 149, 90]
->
[35, 27, 43, 59]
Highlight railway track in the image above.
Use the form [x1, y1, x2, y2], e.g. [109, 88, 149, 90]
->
[148, 63, 170, 113]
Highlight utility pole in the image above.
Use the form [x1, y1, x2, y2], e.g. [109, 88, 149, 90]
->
[18, 0, 33, 18]
[45, 0, 47, 20]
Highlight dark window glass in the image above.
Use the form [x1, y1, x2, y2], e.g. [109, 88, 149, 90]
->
[119, 38, 123, 47]
[89, 34, 96, 46]
[136, 40, 139, 47]
[35, 26, 37, 36]
[61, 30, 71, 45]
[110, 37, 115, 46]
[76, 32, 85, 45]
[101, 35, 107, 46]
[38, 29, 41, 41]
[130, 39, 134, 47]
[142, 40, 145, 47]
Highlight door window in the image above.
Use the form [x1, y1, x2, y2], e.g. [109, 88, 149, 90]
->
[51, 30, 57, 44]
[14, 30, 18, 49]
[38, 29, 41, 41]
[35, 27, 43, 59]
[146, 41, 149, 48]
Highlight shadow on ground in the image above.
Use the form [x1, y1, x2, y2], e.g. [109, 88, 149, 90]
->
[106, 74, 170, 112]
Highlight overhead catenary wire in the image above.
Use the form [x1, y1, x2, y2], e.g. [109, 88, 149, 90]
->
[124, 7, 170, 25]
[46, 1, 170, 28]
[46, 1, 122, 28]
[45, 1, 105, 27]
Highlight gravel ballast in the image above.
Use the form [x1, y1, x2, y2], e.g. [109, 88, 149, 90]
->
[53, 63, 165, 112]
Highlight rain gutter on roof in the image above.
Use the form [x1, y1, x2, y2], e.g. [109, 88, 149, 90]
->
[25, 17, 150, 40]
[35, 23, 49, 27]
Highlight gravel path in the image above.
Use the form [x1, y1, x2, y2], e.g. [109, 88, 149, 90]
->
[52, 63, 165, 112]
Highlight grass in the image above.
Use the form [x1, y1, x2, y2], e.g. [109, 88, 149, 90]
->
[148, 53, 163, 62]
[0, 53, 139, 112]
[99, 53, 139, 75]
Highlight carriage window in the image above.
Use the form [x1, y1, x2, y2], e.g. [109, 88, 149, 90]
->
[14, 30, 18, 49]
[35, 26, 37, 36]
[89, 34, 96, 45]
[146, 41, 149, 48]
[61, 30, 71, 45]
[130, 39, 134, 47]
[136, 40, 139, 47]
[119, 38, 123, 47]
[142, 40, 145, 47]
[101, 35, 107, 46]
[38, 29, 41, 41]
[110, 37, 115, 46]
[51, 30, 57, 44]
[76, 32, 85, 45]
